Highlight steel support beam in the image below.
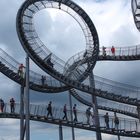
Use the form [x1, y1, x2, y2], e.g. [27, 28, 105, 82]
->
[25, 54, 30, 140]
[89, 71, 102, 140]
[118, 135, 120, 140]
[59, 124, 63, 140]
[20, 86, 25, 140]
[69, 91, 75, 140]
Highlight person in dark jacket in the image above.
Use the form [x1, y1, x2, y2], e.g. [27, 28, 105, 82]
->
[47, 101, 53, 118]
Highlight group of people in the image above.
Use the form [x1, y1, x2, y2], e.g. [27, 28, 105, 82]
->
[46, 102, 78, 122]
[102, 46, 115, 57]
[85, 109, 120, 129]
[63, 105, 120, 130]
[104, 112, 119, 130]
[62, 103, 78, 122]
[0, 98, 120, 130]
[46, 102, 119, 130]
[0, 98, 15, 113]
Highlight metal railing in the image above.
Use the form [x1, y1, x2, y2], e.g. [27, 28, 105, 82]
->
[1, 103, 140, 133]
[1, 47, 140, 101]
[99, 45, 140, 56]
[0, 48, 65, 88]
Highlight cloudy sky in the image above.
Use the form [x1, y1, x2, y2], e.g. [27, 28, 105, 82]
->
[0, 0, 140, 140]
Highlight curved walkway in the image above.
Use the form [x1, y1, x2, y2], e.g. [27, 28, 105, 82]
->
[0, 48, 140, 106]
[1, 103, 140, 137]
[70, 89, 138, 118]
[15, 0, 140, 107]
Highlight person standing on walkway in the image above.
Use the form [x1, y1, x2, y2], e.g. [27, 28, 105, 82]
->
[114, 112, 119, 130]
[73, 104, 78, 122]
[104, 112, 109, 129]
[62, 104, 68, 121]
[47, 101, 53, 118]
[86, 107, 91, 124]
[10, 98, 15, 113]
[41, 75, 46, 86]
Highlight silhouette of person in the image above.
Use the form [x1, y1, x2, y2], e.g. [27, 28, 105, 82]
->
[10, 98, 15, 113]
[104, 112, 109, 129]
[0, 98, 4, 112]
[41, 75, 46, 86]
[18, 63, 25, 78]
[86, 107, 91, 124]
[73, 104, 78, 122]
[47, 101, 53, 118]
[62, 104, 68, 120]
[58, 1, 61, 9]
[114, 112, 119, 130]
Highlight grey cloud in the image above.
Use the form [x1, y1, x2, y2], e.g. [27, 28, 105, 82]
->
[35, 9, 86, 61]
[0, 0, 140, 140]
[0, 0, 25, 60]
[109, 25, 140, 46]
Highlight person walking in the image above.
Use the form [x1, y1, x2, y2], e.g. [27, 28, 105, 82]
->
[114, 112, 119, 130]
[86, 107, 91, 124]
[62, 104, 68, 121]
[73, 104, 78, 122]
[47, 101, 53, 118]
[10, 98, 15, 113]
[104, 112, 109, 129]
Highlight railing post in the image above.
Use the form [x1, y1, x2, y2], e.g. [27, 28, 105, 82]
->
[111, 117, 113, 129]
[124, 119, 125, 131]
[135, 121, 138, 132]
[136, 45, 137, 56]
[117, 135, 120, 140]
[119, 48, 121, 56]
[128, 47, 130, 56]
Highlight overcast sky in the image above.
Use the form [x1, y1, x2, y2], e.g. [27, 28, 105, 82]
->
[0, 0, 140, 140]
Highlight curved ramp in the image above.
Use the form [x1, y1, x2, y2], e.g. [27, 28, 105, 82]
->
[1, 103, 140, 138]
[0, 48, 140, 106]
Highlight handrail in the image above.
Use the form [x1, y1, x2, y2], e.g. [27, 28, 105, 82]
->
[1, 102, 140, 135]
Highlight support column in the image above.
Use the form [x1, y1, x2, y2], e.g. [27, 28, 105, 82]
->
[69, 91, 75, 140]
[89, 72, 102, 140]
[20, 86, 24, 140]
[25, 54, 30, 140]
[118, 135, 120, 140]
[59, 124, 63, 140]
